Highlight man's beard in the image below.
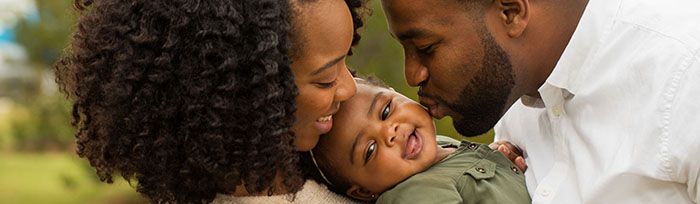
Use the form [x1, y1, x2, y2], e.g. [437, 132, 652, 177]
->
[443, 29, 515, 136]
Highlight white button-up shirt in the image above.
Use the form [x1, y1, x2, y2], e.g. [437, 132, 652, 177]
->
[494, 0, 700, 203]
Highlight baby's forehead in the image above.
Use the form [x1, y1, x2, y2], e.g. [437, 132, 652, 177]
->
[356, 83, 393, 95]
[342, 84, 392, 106]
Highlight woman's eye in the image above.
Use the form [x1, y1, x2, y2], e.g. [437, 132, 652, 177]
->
[365, 142, 376, 163]
[316, 80, 337, 88]
[381, 101, 391, 120]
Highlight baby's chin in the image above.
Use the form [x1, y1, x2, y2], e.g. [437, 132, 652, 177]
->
[418, 130, 450, 167]
[373, 159, 435, 195]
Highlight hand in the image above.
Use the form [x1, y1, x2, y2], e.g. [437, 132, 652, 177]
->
[489, 141, 527, 172]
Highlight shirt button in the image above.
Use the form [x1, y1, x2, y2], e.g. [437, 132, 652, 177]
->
[469, 143, 478, 150]
[551, 105, 563, 117]
[511, 166, 519, 174]
[539, 188, 551, 197]
[476, 167, 486, 173]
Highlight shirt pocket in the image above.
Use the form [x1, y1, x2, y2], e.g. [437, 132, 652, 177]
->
[464, 159, 496, 180]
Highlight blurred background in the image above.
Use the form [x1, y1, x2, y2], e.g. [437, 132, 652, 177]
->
[0, 0, 493, 203]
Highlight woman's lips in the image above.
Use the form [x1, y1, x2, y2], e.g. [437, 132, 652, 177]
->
[404, 129, 423, 159]
[313, 115, 333, 134]
[314, 103, 340, 134]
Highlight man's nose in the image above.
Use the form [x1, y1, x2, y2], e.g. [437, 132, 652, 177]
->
[404, 55, 429, 87]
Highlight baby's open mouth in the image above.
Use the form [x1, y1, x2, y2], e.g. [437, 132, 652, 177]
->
[404, 129, 423, 159]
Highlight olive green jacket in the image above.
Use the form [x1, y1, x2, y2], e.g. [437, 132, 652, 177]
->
[377, 136, 531, 204]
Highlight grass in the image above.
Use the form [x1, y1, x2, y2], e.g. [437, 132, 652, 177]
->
[0, 153, 146, 204]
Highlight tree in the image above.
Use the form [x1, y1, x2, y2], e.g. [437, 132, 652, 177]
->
[15, 0, 75, 67]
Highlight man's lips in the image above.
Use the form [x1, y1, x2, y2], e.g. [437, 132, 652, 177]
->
[419, 98, 444, 119]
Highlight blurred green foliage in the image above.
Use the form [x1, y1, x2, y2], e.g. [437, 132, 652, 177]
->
[1, 0, 76, 152]
[15, 0, 76, 66]
[0, 1, 141, 203]
[6, 91, 74, 151]
[0, 153, 145, 204]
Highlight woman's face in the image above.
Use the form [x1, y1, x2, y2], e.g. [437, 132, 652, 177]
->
[290, 0, 357, 151]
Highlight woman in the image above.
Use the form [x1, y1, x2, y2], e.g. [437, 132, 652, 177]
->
[55, 0, 368, 203]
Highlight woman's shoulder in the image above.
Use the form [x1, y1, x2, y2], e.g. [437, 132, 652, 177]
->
[211, 180, 360, 204]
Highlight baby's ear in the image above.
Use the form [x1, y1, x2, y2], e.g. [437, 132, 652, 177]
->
[346, 185, 379, 201]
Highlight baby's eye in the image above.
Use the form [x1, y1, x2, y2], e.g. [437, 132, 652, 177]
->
[381, 101, 391, 120]
[365, 142, 376, 164]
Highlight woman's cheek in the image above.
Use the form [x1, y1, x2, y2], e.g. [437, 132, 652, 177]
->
[315, 89, 335, 110]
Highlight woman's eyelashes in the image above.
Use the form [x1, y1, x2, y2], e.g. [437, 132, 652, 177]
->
[381, 101, 392, 120]
[315, 79, 337, 88]
[364, 142, 376, 164]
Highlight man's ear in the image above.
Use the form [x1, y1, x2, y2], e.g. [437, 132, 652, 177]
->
[496, 0, 530, 38]
[346, 185, 379, 201]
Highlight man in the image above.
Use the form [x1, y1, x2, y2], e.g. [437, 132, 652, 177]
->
[381, 0, 700, 203]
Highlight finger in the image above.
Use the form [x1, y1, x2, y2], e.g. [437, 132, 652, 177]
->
[505, 143, 523, 157]
[497, 142, 521, 157]
[498, 145, 516, 161]
[515, 156, 527, 172]
[488, 142, 501, 150]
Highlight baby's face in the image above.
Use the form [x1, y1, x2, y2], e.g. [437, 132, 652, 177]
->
[316, 83, 440, 195]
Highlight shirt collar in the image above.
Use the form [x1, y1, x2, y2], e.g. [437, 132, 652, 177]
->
[521, 0, 621, 108]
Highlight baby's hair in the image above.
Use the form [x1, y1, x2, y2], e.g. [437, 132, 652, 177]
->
[355, 74, 390, 89]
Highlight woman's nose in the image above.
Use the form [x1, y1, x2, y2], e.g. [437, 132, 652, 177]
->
[334, 66, 357, 102]
[404, 54, 429, 87]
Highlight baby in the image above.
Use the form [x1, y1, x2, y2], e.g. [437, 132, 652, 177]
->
[309, 76, 531, 203]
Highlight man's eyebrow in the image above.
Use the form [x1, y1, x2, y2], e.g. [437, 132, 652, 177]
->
[311, 55, 346, 76]
[396, 29, 431, 41]
[349, 129, 365, 165]
[367, 92, 385, 117]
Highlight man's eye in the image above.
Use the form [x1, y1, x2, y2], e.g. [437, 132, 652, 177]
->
[381, 101, 391, 120]
[416, 44, 435, 54]
[365, 142, 376, 163]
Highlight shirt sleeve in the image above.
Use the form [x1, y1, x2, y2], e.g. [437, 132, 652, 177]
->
[676, 108, 700, 203]
[376, 175, 462, 204]
[670, 55, 700, 202]
[688, 162, 699, 203]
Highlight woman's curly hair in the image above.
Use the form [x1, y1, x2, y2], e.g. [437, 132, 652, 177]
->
[55, 0, 369, 203]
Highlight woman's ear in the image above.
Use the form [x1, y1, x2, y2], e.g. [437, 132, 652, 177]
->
[346, 185, 379, 201]
[495, 0, 530, 38]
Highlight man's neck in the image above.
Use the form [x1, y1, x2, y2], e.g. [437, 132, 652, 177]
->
[523, 0, 590, 99]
